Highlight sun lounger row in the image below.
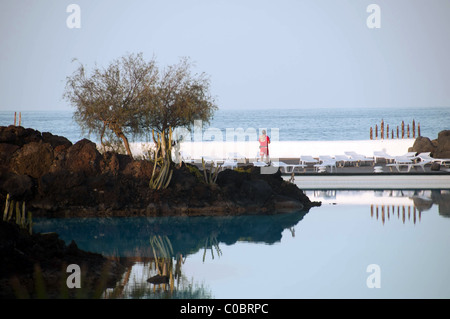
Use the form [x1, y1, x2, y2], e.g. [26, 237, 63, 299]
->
[179, 152, 377, 173]
[254, 153, 375, 173]
[381, 151, 450, 172]
[179, 150, 449, 173]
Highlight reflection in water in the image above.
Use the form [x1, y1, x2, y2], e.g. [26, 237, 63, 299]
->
[202, 234, 222, 262]
[103, 236, 212, 299]
[370, 204, 421, 225]
[103, 257, 212, 299]
[33, 212, 308, 258]
[307, 189, 450, 217]
[33, 210, 308, 299]
[31, 189, 450, 298]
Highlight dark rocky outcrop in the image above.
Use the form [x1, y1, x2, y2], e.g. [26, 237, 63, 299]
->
[409, 136, 437, 154]
[409, 130, 450, 159]
[434, 130, 450, 159]
[0, 125, 319, 217]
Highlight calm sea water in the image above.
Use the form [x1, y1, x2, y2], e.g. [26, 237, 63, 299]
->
[33, 189, 450, 299]
[1, 107, 449, 143]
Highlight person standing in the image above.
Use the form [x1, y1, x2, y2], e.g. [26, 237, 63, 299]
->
[259, 130, 270, 162]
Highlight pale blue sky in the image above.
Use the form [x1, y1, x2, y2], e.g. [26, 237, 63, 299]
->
[1, 0, 450, 111]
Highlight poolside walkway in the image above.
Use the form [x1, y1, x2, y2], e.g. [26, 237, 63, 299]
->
[192, 158, 450, 189]
[276, 158, 450, 189]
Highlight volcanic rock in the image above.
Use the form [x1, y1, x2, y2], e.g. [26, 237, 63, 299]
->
[0, 125, 319, 217]
[434, 130, 450, 159]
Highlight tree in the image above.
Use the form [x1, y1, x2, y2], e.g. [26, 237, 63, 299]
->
[64, 53, 157, 157]
[141, 57, 218, 161]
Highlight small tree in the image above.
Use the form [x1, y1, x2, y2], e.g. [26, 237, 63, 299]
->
[141, 57, 218, 161]
[64, 53, 157, 157]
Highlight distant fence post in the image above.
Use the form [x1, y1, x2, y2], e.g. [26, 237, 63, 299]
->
[401, 121, 405, 139]
[13, 112, 22, 126]
[370, 119, 420, 140]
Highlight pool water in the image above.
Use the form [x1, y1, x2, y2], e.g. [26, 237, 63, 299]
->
[33, 189, 450, 299]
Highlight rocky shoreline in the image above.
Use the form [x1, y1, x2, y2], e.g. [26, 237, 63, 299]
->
[0, 125, 320, 217]
[0, 125, 323, 299]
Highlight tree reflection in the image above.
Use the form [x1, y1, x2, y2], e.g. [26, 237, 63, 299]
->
[33, 211, 308, 258]
[33, 211, 309, 298]
[103, 235, 213, 299]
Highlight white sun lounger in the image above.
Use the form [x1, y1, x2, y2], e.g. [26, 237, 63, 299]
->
[373, 151, 395, 163]
[201, 156, 224, 165]
[227, 152, 247, 163]
[386, 156, 427, 172]
[271, 161, 307, 173]
[417, 152, 432, 160]
[345, 152, 374, 166]
[385, 156, 411, 172]
[417, 152, 450, 167]
[412, 154, 432, 171]
[314, 161, 336, 173]
[314, 156, 337, 173]
[334, 155, 358, 167]
[299, 155, 319, 165]
[402, 152, 418, 158]
[221, 160, 238, 170]
[252, 161, 268, 167]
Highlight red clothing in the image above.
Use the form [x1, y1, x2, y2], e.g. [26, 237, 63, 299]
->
[259, 135, 270, 156]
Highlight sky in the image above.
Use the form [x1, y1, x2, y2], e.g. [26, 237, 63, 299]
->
[1, 0, 450, 111]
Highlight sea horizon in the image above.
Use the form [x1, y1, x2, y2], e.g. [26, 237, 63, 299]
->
[1, 106, 449, 144]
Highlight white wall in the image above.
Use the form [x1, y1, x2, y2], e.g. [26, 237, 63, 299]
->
[127, 139, 415, 160]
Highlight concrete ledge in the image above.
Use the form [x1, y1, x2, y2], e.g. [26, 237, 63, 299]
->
[287, 175, 450, 190]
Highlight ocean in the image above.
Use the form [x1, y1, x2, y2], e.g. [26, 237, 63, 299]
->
[0, 107, 449, 143]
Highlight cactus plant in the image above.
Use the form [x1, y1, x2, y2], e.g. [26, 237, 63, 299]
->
[2, 194, 32, 234]
[149, 128, 174, 190]
[201, 158, 222, 185]
[3, 193, 10, 221]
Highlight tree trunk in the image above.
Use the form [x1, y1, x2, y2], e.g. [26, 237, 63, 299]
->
[119, 132, 133, 157]
[100, 121, 107, 149]
[110, 122, 133, 157]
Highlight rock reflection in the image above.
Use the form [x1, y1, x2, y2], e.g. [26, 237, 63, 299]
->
[410, 190, 450, 217]
[368, 190, 450, 225]
[308, 189, 450, 223]
[33, 211, 308, 298]
[33, 212, 308, 258]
